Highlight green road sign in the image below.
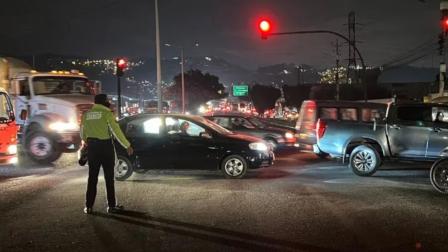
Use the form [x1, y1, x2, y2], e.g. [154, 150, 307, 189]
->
[233, 85, 249, 97]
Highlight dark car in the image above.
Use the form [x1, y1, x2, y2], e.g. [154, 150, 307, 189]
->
[114, 114, 274, 180]
[204, 114, 297, 150]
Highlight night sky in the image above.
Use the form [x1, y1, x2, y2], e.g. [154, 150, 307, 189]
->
[0, 0, 441, 69]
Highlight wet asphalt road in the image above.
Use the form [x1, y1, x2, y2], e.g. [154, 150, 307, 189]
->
[0, 151, 447, 252]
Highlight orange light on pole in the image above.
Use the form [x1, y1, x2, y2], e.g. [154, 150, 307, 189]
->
[258, 19, 272, 40]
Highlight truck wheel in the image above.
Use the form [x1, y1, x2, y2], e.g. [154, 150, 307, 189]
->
[26, 131, 62, 164]
[115, 155, 134, 181]
[349, 144, 381, 176]
[221, 155, 247, 179]
[430, 159, 448, 194]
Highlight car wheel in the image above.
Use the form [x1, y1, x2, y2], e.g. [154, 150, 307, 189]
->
[221, 155, 248, 179]
[349, 144, 381, 176]
[26, 131, 62, 164]
[430, 159, 448, 194]
[115, 155, 134, 181]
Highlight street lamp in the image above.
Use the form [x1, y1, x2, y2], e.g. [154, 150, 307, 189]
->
[164, 42, 199, 114]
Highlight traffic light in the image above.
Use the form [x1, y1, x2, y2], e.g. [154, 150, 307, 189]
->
[442, 17, 448, 35]
[116, 58, 127, 77]
[439, 33, 445, 56]
[258, 19, 272, 40]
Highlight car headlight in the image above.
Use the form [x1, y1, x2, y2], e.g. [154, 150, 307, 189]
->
[49, 121, 79, 132]
[285, 132, 294, 139]
[249, 142, 269, 152]
[7, 144, 17, 155]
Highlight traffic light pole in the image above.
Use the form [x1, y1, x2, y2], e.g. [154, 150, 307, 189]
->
[117, 75, 122, 118]
[267, 30, 367, 101]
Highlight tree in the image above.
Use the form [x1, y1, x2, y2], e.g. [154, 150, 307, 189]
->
[165, 70, 226, 112]
[250, 84, 281, 113]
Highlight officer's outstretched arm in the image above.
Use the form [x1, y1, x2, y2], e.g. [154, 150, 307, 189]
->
[106, 112, 131, 149]
[80, 114, 87, 142]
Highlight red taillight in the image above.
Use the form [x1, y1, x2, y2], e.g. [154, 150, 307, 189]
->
[316, 119, 327, 139]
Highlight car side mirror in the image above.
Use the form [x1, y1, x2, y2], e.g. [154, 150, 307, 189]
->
[200, 132, 212, 139]
[9, 112, 15, 122]
[20, 109, 27, 121]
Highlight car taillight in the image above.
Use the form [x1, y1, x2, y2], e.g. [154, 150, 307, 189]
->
[316, 119, 327, 139]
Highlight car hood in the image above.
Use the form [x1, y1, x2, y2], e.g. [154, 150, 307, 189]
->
[225, 133, 264, 143]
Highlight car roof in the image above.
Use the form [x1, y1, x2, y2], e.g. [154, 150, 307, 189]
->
[204, 113, 250, 118]
[303, 100, 387, 108]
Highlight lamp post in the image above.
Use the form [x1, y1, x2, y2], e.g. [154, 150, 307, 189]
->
[155, 0, 162, 113]
[164, 42, 199, 113]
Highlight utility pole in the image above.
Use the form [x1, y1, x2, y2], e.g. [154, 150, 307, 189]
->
[333, 39, 342, 101]
[439, 0, 448, 96]
[347, 11, 358, 85]
[155, 0, 163, 113]
[297, 65, 302, 86]
[180, 47, 185, 114]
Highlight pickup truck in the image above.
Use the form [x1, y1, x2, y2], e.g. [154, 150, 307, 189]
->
[315, 102, 448, 176]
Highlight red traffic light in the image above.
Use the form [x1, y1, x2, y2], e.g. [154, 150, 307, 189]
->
[116, 58, 128, 77]
[259, 20, 271, 33]
[258, 19, 272, 39]
[117, 58, 127, 69]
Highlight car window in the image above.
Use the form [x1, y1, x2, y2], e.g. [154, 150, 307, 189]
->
[126, 117, 162, 137]
[319, 107, 338, 120]
[211, 117, 232, 129]
[432, 106, 448, 124]
[396, 106, 432, 126]
[231, 117, 255, 129]
[339, 108, 358, 121]
[361, 108, 385, 122]
[166, 117, 205, 137]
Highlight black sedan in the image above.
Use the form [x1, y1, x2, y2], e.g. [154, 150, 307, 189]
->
[114, 114, 274, 180]
[204, 114, 297, 150]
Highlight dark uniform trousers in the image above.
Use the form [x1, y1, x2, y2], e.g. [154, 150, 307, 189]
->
[86, 138, 116, 208]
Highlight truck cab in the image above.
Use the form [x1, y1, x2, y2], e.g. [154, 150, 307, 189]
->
[9, 71, 97, 163]
[0, 88, 18, 165]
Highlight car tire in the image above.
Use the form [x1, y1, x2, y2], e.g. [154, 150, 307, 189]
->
[25, 131, 62, 164]
[115, 155, 134, 181]
[430, 158, 448, 194]
[349, 144, 381, 177]
[221, 155, 248, 179]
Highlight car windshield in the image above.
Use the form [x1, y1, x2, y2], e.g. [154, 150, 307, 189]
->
[195, 116, 233, 135]
[33, 77, 94, 95]
[0, 92, 13, 122]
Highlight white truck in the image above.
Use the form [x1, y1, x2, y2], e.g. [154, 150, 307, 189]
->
[0, 57, 99, 163]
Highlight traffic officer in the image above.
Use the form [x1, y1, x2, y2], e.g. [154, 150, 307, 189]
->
[80, 94, 133, 214]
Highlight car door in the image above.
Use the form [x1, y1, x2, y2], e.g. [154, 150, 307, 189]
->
[387, 105, 432, 158]
[426, 106, 448, 158]
[165, 117, 218, 169]
[125, 116, 171, 169]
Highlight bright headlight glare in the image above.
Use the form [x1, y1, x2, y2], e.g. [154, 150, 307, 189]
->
[249, 142, 268, 151]
[285, 132, 294, 139]
[49, 121, 79, 132]
[7, 144, 17, 155]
